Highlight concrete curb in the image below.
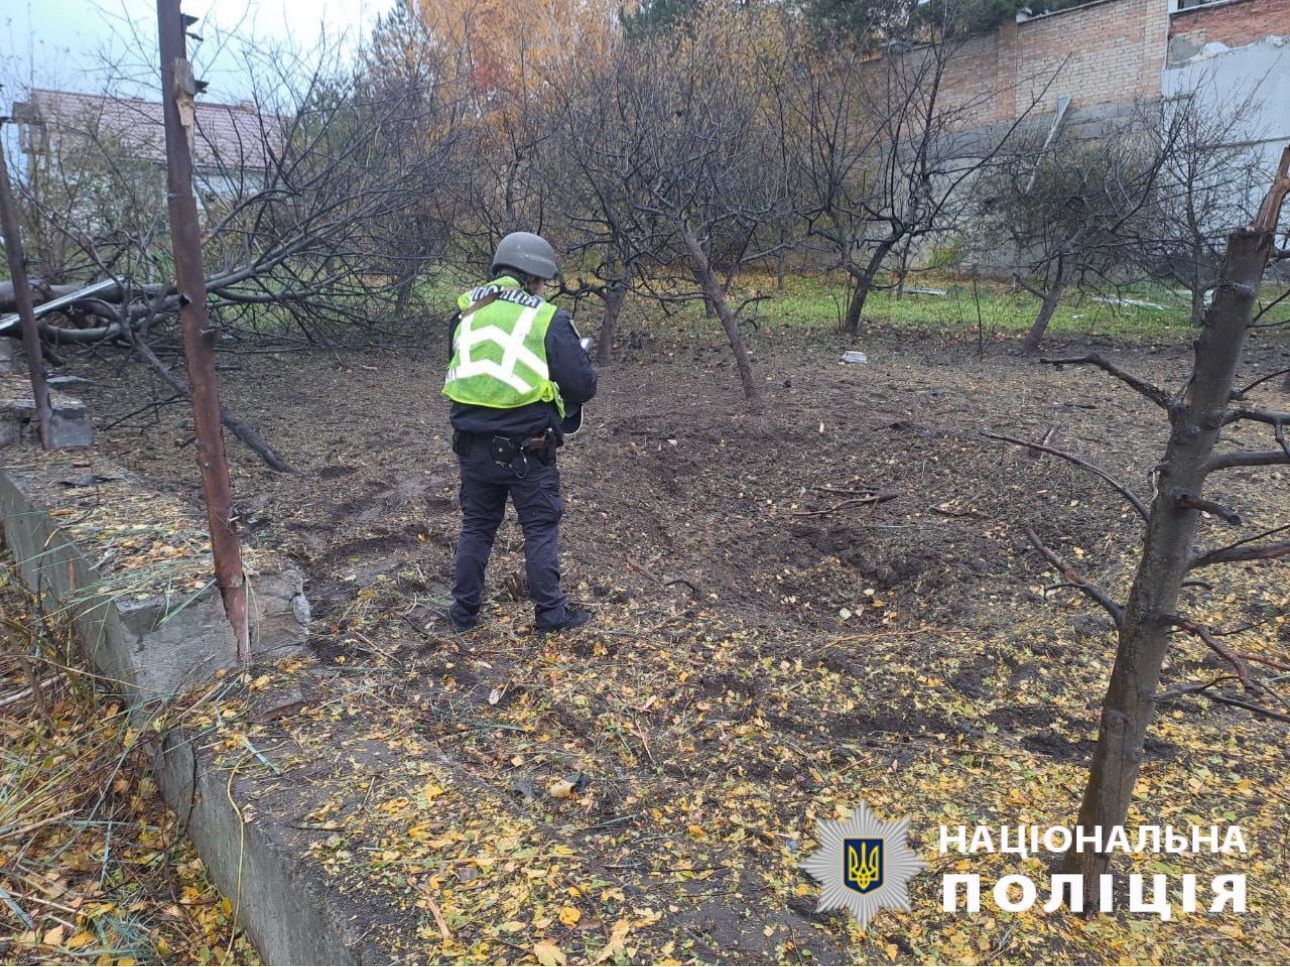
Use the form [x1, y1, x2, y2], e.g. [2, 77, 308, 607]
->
[0, 452, 307, 697]
[0, 446, 383, 964]
[153, 728, 391, 964]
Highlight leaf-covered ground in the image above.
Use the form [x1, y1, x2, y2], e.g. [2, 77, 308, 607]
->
[0, 560, 259, 966]
[64, 317, 1290, 964]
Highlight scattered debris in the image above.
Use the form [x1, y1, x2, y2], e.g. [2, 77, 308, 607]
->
[1093, 296, 1164, 310]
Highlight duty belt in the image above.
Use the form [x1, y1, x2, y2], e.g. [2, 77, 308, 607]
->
[454, 428, 558, 475]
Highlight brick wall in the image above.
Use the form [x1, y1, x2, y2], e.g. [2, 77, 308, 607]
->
[910, 0, 1286, 129]
[1168, 0, 1290, 64]
[860, 0, 1283, 130]
[934, 32, 1002, 128]
[1011, 0, 1165, 114]
[929, 0, 1167, 126]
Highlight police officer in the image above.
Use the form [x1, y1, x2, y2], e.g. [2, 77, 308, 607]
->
[443, 232, 598, 634]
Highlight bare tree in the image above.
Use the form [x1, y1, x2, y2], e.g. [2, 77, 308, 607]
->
[993, 146, 1290, 909]
[795, 14, 1048, 339]
[594, 8, 797, 407]
[972, 114, 1169, 352]
[541, 45, 667, 364]
[4, 32, 462, 466]
[1138, 86, 1267, 327]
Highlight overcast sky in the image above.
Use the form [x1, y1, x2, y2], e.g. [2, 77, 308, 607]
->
[1, 0, 400, 105]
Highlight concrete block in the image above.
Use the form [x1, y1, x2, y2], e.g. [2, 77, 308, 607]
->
[0, 451, 307, 698]
[0, 375, 94, 449]
[46, 396, 94, 448]
[152, 728, 390, 965]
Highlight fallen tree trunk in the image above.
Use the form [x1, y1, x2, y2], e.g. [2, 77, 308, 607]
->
[1, 276, 295, 472]
[0, 280, 173, 315]
[0, 280, 82, 311]
[133, 338, 295, 474]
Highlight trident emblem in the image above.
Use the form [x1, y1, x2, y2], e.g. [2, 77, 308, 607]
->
[843, 838, 884, 894]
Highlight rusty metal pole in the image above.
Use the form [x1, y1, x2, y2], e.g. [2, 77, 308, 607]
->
[157, 0, 250, 661]
[0, 118, 54, 448]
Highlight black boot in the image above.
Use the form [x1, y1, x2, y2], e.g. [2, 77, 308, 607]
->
[536, 610, 593, 635]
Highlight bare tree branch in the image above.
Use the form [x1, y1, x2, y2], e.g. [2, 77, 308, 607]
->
[1040, 354, 1175, 411]
[1023, 524, 1125, 628]
[1190, 523, 1290, 570]
[1205, 449, 1290, 472]
[1163, 614, 1255, 690]
[981, 431, 1149, 520]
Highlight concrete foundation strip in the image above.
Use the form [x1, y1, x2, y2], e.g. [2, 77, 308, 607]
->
[0, 450, 387, 963]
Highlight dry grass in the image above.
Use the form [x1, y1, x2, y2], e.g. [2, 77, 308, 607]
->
[0, 556, 258, 966]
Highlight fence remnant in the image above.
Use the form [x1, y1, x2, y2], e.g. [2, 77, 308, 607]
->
[156, 0, 250, 660]
[0, 117, 54, 448]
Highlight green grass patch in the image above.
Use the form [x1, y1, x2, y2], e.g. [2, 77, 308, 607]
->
[736, 271, 1218, 343]
[413, 264, 1290, 350]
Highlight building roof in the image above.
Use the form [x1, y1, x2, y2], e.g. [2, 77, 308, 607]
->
[14, 88, 277, 172]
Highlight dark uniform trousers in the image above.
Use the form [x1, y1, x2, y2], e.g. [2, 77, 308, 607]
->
[449, 440, 569, 628]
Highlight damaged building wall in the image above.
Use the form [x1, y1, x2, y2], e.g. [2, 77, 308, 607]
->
[865, 0, 1289, 274]
[918, 0, 1287, 145]
[1164, 16, 1290, 177]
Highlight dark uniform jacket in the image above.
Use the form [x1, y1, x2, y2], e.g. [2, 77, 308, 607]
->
[447, 305, 598, 438]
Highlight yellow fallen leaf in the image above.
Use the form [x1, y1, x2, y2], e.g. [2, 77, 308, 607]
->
[558, 905, 582, 927]
[548, 779, 575, 799]
[534, 940, 565, 966]
[42, 926, 65, 947]
[593, 920, 631, 964]
[67, 931, 96, 950]
[422, 782, 445, 801]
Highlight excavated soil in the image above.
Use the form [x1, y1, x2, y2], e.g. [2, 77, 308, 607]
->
[63, 319, 1290, 964]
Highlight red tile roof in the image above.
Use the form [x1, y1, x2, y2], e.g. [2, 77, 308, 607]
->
[14, 88, 277, 172]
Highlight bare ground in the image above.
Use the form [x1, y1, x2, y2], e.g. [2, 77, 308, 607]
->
[67, 320, 1290, 964]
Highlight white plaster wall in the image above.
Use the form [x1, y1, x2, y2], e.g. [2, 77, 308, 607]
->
[1164, 34, 1290, 184]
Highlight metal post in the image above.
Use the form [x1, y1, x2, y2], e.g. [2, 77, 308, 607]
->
[0, 118, 53, 448]
[157, 0, 250, 660]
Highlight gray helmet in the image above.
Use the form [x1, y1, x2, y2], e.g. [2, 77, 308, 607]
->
[491, 231, 559, 280]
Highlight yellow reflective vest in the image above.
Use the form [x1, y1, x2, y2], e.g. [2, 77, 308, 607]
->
[442, 277, 565, 417]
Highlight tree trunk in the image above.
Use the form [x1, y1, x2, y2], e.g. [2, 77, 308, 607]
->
[0, 280, 80, 312]
[1023, 277, 1066, 354]
[1062, 217, 1281, 908]
[681, 224, 761, 409]
[690, 262, 715, 318]
[1188, 286, 1206, 328]
[842, 242, 894, 338]
[394, 275, 416, 317]
[597, 286, 626, 366]
[776, 228, 787, 292]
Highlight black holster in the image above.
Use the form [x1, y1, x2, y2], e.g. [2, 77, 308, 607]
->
[452, 428, 557, 471]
